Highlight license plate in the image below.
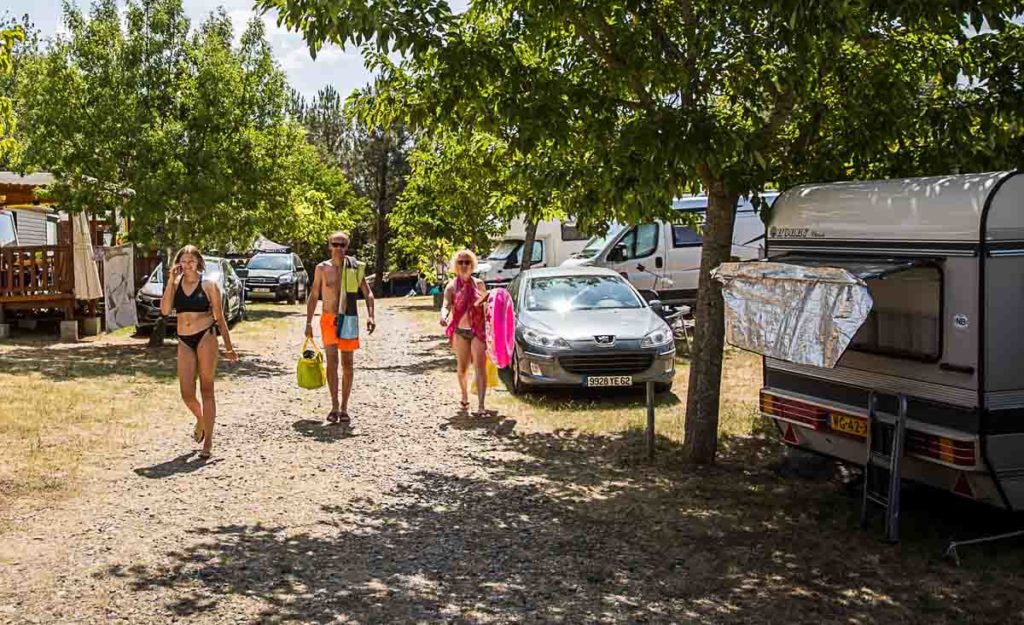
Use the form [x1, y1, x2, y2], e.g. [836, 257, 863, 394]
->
[830, 413, 868, 438]
[253, 288, 271, 293]
[586, 376, 633, 388]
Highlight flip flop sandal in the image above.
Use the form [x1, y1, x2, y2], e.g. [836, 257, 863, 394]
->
[458, 401, 470, 413]
[327, 411, 339, 424]
[198, 450, 212, 460]
[338, 412, 351, 424]
[193, 422, 205, 444]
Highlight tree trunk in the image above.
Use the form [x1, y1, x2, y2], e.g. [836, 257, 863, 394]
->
[682, 176, 740, 464]
[372, 140, 389, 297]
[520, 218, 538, 271]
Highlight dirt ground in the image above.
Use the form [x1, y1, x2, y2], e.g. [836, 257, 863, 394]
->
[1, 299, 1024, 624]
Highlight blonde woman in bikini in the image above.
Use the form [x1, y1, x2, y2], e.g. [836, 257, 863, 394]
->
[159, 245, 239, 459]
[440, 250, 494, 417]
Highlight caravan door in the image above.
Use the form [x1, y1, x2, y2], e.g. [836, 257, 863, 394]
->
[604, 223, 666, 292]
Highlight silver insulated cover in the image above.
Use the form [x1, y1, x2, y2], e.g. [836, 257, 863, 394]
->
[712, 261, 877, 368]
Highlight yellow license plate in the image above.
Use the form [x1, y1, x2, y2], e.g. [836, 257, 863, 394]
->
[830, 413, 868, 438]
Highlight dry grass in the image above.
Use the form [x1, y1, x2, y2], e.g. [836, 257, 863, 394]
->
[0, 302, 290, 520]
[399, 297, 764, 443]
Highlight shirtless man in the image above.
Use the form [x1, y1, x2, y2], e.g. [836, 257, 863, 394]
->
[305, 231, 376, 424]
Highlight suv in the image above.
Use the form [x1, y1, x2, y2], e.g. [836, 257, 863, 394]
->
[244, 252, 309, 303]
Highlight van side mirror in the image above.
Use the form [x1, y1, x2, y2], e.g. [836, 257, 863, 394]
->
[649, 300, 665, 316]
[608, 245, 626, 262]
[141, 274, 149, 283]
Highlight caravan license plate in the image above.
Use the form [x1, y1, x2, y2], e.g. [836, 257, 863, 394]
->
[586, 376, 632, 388]
[830, 413, 868, 438]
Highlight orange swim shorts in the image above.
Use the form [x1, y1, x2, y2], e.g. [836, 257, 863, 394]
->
[320, 313, 360, 352]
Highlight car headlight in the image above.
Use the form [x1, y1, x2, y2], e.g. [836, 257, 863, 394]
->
[279, 274, 294, 284]
[640, 326, 673, 348]
[522, 327, 570, 350]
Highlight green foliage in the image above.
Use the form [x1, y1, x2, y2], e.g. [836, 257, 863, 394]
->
[14, 0, 360, 256]
[0, 24, 26, 163]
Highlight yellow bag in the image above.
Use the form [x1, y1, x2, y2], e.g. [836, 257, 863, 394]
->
[486, 358, 500, 388]
[296, 338, 326, 390]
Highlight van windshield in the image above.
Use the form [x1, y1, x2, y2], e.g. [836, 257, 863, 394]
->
[0, 213, 15, 246]
[574, 225, 624, 259]
[487, 240, 521, 260]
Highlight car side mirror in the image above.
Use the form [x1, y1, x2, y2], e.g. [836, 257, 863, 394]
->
[649, 300, 665, 316]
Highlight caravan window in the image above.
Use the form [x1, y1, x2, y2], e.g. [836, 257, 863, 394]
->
[850, 266, 941, 361]
[0, 213, 15, 247]
[560, 222, 589, 242]
[616, 224, 659, 260]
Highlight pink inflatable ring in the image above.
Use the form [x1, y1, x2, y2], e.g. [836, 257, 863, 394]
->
[487, 288, 515, 369]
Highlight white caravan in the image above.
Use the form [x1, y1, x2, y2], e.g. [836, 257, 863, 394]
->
[476, 218, 591, 287]
[563, 193, 777, 305]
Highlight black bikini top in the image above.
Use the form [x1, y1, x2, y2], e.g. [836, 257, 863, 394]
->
[174, 278, 212, 313]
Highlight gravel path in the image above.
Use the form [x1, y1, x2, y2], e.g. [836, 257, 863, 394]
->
[2, 301, 1022, 624]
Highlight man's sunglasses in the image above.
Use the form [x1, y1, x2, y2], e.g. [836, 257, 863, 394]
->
[330, 241, 348, 249]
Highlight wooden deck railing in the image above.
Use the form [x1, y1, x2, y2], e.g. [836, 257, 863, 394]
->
[0, 245, 75, 301]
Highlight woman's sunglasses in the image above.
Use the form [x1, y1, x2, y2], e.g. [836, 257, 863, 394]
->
[330, 241, 348, 249]
[456, 259, 472, 266]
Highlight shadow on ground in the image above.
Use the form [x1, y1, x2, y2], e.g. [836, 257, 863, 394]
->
[133, 452, 223, 479]
[0, 342, 287, 381]
[291, 419, 359, 442]
[118, 430, 1024, 623]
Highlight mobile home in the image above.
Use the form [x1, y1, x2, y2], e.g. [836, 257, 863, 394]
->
[716, 172, 1024, 511]
[475, 218, 590, 287]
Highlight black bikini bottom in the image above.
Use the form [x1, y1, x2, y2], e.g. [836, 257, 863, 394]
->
[179, 325, 214, 352]
[455, 327, 476, 341]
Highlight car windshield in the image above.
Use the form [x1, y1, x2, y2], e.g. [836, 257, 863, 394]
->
[149, 259, 222, 284]
[575, 225, 624, 259]
[0, 213, 15, 246]
[526, 275, 642, 312]
[247, 255, 292, 270]
[487, 240, 520, 260]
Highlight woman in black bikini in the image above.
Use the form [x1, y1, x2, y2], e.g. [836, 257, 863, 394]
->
[160, 245, 239, 459]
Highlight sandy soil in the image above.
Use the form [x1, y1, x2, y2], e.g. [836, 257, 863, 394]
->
[1, 300, 1023, 624]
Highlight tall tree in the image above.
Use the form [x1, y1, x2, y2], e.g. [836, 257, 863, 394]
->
[0, 24, 25, 162]
[262, 0, 1024, 463]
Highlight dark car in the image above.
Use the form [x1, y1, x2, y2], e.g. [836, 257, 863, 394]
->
[244, 252, 309, 303]
[135, 256, 244, 333]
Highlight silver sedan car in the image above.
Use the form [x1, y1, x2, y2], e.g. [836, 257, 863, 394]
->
[502, 267, 676, 394]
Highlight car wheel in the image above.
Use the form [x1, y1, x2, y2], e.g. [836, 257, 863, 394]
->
[505, 351, 525, 395]
[287, 285, 297, 305]
[135, 324, 153, 337]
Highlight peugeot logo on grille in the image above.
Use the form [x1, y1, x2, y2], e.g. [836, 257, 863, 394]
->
[594, 335, 616, 346]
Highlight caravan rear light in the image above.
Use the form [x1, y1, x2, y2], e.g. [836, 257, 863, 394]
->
[760, 392, 827, 430]
[905, 431, 976, 467]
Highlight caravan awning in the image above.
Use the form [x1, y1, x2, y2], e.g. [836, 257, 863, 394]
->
[766, 256, 930, 280]
[711, 259, 906, 368]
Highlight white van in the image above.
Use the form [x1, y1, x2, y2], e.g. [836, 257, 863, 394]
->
[476, 217, 591, 287]
[564, 193, 777, 304]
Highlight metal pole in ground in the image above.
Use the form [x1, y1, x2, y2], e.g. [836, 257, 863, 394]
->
[646, 381, 655, 460]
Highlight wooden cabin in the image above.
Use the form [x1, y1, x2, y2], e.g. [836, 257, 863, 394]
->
[0, 172, 77, 323]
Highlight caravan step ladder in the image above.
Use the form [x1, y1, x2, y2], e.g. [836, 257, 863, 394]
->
[860, 392, 908, 542]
